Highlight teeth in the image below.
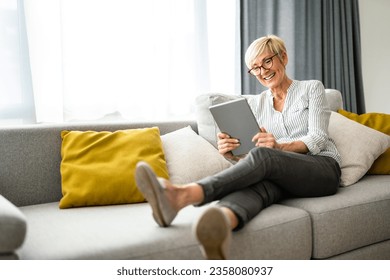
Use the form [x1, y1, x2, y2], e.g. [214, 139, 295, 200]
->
[264, 73, 275, 80]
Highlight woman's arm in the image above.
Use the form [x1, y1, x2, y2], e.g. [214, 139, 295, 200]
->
[297, 81, 330, 155]
[252, 127, 309, 154]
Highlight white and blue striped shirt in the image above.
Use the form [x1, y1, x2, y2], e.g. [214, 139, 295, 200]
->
[247, 80, 341, 165]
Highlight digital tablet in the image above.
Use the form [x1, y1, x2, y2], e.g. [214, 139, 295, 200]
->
[209, 98, 260, 156]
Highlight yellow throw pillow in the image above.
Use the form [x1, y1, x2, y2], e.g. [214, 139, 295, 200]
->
[338, 109, 390, 174]
[59, 127, 169, 209]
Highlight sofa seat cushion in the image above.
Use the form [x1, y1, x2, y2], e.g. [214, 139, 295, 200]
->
[328, 239, 390, 260]
[17, 202, 310, 260]
[231, 204, 312, 259]
[281, 175, 390, 259]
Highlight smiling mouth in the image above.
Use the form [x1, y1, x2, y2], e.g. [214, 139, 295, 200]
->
[264, 73, 275, 80]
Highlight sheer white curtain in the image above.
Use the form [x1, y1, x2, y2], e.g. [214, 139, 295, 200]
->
[24, 0, 239, 123]
[0, 0, 35, 125]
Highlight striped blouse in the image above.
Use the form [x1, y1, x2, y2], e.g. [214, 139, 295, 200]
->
[247, 80, 341, 165]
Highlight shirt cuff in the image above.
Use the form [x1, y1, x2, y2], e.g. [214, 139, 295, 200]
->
[299, 135, 321, 155]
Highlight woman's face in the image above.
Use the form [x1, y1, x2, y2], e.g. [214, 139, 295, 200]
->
[251, 51, 288, 90]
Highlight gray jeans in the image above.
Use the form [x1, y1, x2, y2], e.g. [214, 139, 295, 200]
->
[196, 147, 341, 230]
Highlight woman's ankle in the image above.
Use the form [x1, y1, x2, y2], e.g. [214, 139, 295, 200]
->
[163, 182, 202, 211]
[185, 183, 205, 206]
[220, 207, 239, 230]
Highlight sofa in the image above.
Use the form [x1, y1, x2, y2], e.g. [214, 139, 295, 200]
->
[1, 89, 389, 260]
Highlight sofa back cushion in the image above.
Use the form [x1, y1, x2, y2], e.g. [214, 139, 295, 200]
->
[0, 121, 196, 207]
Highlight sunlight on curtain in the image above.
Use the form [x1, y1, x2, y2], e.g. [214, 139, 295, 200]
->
[24, 0, 63, 122]
[25, 0, 238, 123]
[0, 0, 35, 124]
[0, 0, 19, 120]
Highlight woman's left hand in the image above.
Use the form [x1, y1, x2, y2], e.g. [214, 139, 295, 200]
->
[252, 127, 281, 149]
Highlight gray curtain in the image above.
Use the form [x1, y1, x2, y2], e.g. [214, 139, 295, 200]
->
[240, 0, 365, 113]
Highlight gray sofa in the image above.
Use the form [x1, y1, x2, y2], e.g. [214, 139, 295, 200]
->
[1, 90, 389, 260]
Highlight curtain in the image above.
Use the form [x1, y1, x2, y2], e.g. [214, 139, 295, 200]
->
[0, 0, 35, 125]
[22, 0, 239, 123]
[240, 0, 365, 114]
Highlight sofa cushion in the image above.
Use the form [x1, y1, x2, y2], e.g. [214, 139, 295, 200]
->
[59, 127, 169, 208]
[0, 121, 196, 208]
[281, 175, 390, 259]
[328, 112, 390, 186]
[328, 239, 390, 260]
[17, 202, 311, 260]
[231, 204, 312, 260]
[161, 126, 232, 184]
[338, 109, 390, 175]
[324, 89, 344, 112]
[0, 195, 27, 254]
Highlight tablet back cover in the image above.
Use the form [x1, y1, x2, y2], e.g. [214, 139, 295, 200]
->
[209, 98, 260, 155]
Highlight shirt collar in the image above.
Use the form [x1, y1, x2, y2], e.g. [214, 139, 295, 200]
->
[265, 80, 297, 98]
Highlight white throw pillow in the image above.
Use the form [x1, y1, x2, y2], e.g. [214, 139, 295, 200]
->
[328, 112, 390, 186]
[161, 126, 232, 184]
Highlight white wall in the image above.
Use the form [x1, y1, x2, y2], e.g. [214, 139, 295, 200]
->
[359, 0, 390, 113]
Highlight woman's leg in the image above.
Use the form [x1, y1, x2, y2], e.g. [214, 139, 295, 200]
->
[194, 180, 283, 259]
[135, 147, 340, 228]
[197, 147, 341, 205]
[217, 180, 283, 230]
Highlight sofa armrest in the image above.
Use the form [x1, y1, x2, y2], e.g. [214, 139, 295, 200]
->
[0, 195, 27, 254]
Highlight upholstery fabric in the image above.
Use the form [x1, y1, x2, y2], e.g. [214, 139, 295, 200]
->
[328, 112, 390, 186]
[161, 126, 232, 184]
[282, 175, 390, 259]
[0, 195, 27, 254]
[0, 121, 196, 207]
[18, 202, 311, 260]
[328, 239, 390, 260]
[338, 109, 390, 174]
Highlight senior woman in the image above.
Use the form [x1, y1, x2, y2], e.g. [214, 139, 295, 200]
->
[135, 34, 341, 260]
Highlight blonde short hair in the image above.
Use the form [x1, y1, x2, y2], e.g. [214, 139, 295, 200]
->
[244, 35, 287, 68]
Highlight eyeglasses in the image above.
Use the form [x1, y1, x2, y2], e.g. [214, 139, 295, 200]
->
[247, 53, 279, 76]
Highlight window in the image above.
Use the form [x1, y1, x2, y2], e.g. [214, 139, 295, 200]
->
[0, 0, 35, 125]
[19, 0, 240, 123]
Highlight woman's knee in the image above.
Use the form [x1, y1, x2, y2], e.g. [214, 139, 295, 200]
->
[248, 147, 276, 161]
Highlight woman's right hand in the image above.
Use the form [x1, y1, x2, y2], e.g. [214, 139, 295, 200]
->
[217, 132, 240, 159]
